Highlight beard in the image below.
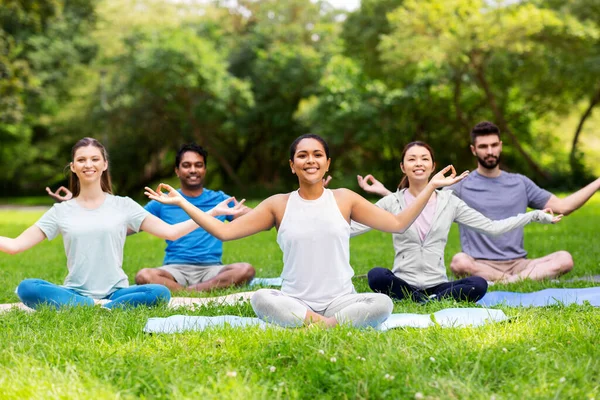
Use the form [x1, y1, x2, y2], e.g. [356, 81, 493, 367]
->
[477, 154, 500, 169]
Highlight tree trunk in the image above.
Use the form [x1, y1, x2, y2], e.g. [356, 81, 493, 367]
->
[570, 86, 600, 171]
[452, 66, 471, 133]
[472, 61, 549, 180]
[186, 99, 245, 189]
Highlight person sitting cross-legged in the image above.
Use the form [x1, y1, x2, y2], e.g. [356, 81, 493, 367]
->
[134, 143, 256, 292]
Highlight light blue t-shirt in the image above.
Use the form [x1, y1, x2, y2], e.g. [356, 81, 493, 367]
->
[144, 189, 233, 265]
[35, 195, 149, 298]
[448, 170, 552, 260]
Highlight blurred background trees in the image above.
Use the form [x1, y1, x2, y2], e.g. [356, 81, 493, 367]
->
[1, 0, 598, 197]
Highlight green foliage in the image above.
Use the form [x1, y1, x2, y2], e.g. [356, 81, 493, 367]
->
[1, 0, 600, 196]
[98, 27, 254, 192]
[0, 0, 98, 193]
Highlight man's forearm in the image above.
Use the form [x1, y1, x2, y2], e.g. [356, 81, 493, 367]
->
[551, 177, 600, 215]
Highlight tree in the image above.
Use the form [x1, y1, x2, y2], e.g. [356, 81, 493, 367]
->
[379, 0, 599, 180]
[0, 0, 98, 193]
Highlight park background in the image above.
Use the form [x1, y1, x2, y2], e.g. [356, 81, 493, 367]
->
[1, 0, 599, 201]
[2, 1, 600, 399]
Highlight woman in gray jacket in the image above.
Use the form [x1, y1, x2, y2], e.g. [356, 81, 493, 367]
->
[351, 141, 561, 303]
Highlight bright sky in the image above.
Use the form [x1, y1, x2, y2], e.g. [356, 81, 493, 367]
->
[324, 0, 360, 11]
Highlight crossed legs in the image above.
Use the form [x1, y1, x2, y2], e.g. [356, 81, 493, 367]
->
[450, 251, 574, 283]
[250, 289, 393, 328]
[16, 279, 170, 310]
[135, 262, 255, 292]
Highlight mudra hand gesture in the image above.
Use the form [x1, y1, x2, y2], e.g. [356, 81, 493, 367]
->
[357, 174, 389, 196]
[46, 186, 73, 202]
[144, 183, 185, 206]
[542, 208, 563, 224]
[212, 197, 249, 218]
[428, 165, 469, 189]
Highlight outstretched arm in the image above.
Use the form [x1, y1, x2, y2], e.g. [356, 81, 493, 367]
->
[144, 184, 276, 241]
[0, 226, 47, 255]
[350, 166, 468, 233]
[544, 177, 600, 215]
[455, 200, 561, 237]
[139, 196, 251, 240]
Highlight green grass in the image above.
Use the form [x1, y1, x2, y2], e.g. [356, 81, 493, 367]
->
[1, 195, 600, 399]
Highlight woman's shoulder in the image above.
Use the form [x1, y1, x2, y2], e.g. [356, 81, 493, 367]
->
[105, 194, 142, 208]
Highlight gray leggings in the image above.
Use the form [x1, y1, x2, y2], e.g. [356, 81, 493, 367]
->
[250, 289, 393, 328]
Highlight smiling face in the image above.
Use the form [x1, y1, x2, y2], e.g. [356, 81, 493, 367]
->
[401, 145, 435, 185]
[289, 138, 331, 184]
[175, 151, 206, 191]
[471, 134, 502, 170]
[70, 145, 108, 185]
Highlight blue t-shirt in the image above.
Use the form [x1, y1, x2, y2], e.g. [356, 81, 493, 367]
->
[144, 189, 234, 265]
[448, 170, 552, 260]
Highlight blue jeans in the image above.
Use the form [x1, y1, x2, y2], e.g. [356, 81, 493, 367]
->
[17, 279, 171, 310]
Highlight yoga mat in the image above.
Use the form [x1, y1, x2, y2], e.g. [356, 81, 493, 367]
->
[143, 308, 508, 334]
[477, 287, 600, 307]
[564, 275, 600, 283]
[248, 277, 283, 287]
[144, 315, 267, 333]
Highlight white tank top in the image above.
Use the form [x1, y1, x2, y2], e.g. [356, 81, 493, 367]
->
[277, 189, 355, 310]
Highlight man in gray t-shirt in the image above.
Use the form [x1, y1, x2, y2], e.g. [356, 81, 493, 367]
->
[448, 121, 600, 282]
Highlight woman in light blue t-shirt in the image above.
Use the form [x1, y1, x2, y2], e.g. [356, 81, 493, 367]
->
[0, 138, 237, 310]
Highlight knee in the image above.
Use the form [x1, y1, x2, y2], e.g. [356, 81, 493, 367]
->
[240, 263, 256, 282]
[135, 268, 156, 285]
[556, 251, 574, 274]
[450, 253, 474, 276]
[250, 289, 273, 316]
[365, 294, 394, 327]
[470, 277, 488, 299]
[151, 284, 171, 302]
[367, 267, 393, 292]
[374, 294, 394, 316]
[16, 279, 42, 300]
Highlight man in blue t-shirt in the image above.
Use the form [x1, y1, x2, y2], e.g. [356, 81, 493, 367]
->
[134, 143, 255, 292]
[448, 121, 600, 283]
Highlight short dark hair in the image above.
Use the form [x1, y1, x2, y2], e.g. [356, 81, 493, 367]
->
[289, 134, 330, 160]
[470, 121, 500, 144]
[175, 143, 208, 168]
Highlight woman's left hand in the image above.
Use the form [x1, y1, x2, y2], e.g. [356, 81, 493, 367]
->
[144, 183, 184, 206]
[542, 208, 563, 224]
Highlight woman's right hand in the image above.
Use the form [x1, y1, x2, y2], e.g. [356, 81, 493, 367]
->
[46, 186, 73, 202]
[144, 183, 185, 206]
[357, 174, 392, 197]
[212, 197, 250, 217]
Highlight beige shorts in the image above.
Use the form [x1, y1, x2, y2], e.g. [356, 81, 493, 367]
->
[473, 258, 533, 276]
[159, 264, 225, 287]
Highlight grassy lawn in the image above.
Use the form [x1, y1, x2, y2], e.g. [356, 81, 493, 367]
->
[1, 195, 599, 399]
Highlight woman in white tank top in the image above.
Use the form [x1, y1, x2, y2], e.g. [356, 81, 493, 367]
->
[145, 134, 468, 328]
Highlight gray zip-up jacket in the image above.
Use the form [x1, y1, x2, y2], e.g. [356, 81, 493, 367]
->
[350, 189, 553, 288]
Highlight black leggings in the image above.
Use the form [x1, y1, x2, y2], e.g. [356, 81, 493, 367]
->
[367, 267, 488, 303]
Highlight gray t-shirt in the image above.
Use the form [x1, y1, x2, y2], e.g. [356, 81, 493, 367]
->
[448, 170, 551, 260]
[35, 194, 149, 298]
